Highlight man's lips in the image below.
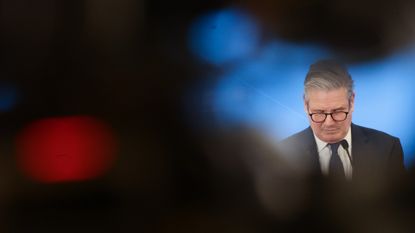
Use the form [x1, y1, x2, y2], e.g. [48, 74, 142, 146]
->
[323, 128, 339, 133]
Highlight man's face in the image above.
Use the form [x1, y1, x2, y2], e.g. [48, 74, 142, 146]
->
[304, 87, 354, 143]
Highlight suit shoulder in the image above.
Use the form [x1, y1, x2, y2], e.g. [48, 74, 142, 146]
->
[354, 124, 400, 141]
[279, 128, 312, 146]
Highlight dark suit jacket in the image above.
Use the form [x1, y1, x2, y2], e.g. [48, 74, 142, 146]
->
[279, 123, 405, 180]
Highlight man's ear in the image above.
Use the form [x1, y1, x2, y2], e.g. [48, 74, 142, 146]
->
[349, 92, 355, 112]
[303, 94, 308, 113]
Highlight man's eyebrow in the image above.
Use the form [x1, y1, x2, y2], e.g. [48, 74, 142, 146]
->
[309, 109, 325, 113]
[309, 107, 347, 112]
[333, 107, 348, 111]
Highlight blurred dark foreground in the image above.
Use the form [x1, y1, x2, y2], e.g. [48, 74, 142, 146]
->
[3, 126, 415, 233]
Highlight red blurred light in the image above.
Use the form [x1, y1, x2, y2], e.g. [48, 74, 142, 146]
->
[15, 116, 118, 183]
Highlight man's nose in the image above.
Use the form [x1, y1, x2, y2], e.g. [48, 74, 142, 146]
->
[324, 114, 336, 125]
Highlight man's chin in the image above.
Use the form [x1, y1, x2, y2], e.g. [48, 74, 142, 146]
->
[320, 133, 342, 143]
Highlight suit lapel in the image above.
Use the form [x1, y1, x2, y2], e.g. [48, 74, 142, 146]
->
[351, 123, 369, 178]
[302, 127, 322, 175]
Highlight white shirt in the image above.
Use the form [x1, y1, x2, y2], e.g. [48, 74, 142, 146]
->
[313, 127, 353, 180]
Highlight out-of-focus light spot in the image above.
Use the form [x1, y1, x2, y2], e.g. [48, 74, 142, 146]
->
[15, 116, 118, 183]
[188, 8, 260, 65]
[0, 83, 19, 112]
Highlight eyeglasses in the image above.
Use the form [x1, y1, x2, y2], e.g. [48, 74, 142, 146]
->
[308, 111, 349, 123]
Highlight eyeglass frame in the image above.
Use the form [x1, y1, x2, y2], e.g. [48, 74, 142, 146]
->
[308, 111, 349, 123]
[306, 100, 352, 123]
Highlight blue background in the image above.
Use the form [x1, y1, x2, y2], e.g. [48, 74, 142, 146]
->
[188, 8, 415, 167]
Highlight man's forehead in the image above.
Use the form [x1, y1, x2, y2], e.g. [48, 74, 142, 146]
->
[306, 87, 348, 96]
[306, 88, 350, 108]
[307, 101, 350, 112]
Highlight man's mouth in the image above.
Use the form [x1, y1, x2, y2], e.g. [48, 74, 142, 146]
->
[324, 128, 339, 133]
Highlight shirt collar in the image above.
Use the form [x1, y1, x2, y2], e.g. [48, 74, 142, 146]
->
[313, 126, 352, 153]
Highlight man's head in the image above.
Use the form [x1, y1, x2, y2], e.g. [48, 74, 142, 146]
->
[303, 60, 355, 143]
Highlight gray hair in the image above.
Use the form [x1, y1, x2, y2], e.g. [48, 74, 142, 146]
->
[304, 59, 354, 101]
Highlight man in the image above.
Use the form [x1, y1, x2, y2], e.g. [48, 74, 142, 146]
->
[279, 59, 405, 181]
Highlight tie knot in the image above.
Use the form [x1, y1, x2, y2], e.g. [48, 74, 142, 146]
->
[329, 142, 340, 152]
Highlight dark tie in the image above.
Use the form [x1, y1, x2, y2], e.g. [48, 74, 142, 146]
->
[329, 143, 345, 179]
